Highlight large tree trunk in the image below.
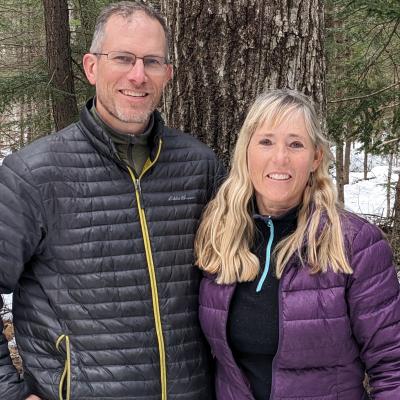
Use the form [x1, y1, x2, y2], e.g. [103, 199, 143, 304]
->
[161, 0, 325, 163]
[42, 0, 78, 130]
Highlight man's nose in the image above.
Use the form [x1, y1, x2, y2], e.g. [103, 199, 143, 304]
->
[126, 59, 147, 85]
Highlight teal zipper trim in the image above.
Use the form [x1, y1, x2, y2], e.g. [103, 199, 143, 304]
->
[256, 218, 274, 292]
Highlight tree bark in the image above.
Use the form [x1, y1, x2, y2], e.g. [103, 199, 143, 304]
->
[160, 0, 325, 163]
[42, 0, 78, 130]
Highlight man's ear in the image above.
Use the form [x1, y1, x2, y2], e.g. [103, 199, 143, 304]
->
[163, 64, 173, 88]
[82, 53, 98, 86]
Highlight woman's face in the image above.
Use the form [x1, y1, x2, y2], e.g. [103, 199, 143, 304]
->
[247, 111, 322, 217]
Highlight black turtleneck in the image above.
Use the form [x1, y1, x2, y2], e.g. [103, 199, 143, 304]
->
[228, 206, 298, 400]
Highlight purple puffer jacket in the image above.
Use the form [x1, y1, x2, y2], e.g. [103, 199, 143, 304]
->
[199, 212, 400, 399]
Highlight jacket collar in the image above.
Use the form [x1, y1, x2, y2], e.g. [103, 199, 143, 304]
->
[78, 98, 165, 167]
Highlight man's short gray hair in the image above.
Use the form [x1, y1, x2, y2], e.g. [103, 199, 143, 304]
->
[89, 1, 170, 61]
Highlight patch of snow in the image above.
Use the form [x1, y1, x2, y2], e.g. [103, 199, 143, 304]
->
[1, 294, 13, 321]
[345, 165, 395, 216]
[0, 147, 11, 164]
[349, 145, 388, 173]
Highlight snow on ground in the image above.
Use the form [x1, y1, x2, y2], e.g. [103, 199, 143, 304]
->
[0, 148, 11, 164]
[343, 145, 396, 217]
[344, 166, 394, 217]
[1, 294, 13, 321]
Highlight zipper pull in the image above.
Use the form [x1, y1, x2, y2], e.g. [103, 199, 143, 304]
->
[256, 218, 275, 292]
[135, 179, 145, 210]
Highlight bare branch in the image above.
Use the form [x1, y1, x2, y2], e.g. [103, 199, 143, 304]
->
[378, 102, 400, 111]
[0, 5, 40, 16]
[377, 138, 400, 148]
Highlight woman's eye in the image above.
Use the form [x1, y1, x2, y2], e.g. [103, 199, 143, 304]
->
[290, 141, 304, 148]
[259, 139, 272, 146]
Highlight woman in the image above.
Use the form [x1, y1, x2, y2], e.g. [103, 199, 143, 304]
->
[195, 89, 400, 399]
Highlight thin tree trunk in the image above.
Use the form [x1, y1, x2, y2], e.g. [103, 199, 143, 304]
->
[42, 0, 78, 130]
[18, 101, 25, 149]
[26, 99, 33, 144]
[326, 1, 350, 193]
[46, 97, 54, 132]
[363, 149, 368, 180]
[17, 17, 26, 149]
[387, 152, 393, 218]
[390, 173, 400, 265]
[336, 140, 344, 204]
[343, 138, 351, 185]
[160, 0, 325, 163]
[77, 0, 97, 50]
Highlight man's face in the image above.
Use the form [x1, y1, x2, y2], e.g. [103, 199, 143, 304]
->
[83, 13, 172, 134]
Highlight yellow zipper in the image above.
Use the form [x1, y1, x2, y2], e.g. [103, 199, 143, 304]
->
[127, 138, 167, 400]
[56, 334, 71, 400]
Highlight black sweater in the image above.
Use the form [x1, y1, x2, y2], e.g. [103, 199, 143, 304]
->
[228, 207, 298, 400]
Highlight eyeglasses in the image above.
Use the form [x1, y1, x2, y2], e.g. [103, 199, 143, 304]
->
[92, 51, 168, 75]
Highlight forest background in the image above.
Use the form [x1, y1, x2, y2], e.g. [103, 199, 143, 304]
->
[0, 0, 400, 371]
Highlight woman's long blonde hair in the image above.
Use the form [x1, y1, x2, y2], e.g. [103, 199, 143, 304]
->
[195, 89, 352, 284]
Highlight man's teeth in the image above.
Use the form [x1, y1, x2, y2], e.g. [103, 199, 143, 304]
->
[121, 90, 146, 97]
[268, 173, 290, 180]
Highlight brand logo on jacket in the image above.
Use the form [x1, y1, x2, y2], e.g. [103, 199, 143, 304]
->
[168, 195, 196, 202]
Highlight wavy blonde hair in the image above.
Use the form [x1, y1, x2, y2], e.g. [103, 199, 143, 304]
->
[195, 89, 352, 284]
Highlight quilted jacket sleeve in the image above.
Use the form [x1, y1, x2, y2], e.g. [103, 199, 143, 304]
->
[347, 221, 400, 398]
[0, 154, 46, 399]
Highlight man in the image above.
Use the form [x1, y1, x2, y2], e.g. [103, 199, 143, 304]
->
[0, 2, 222, 399]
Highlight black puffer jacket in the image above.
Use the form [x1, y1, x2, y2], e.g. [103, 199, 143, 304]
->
[0, 99, 222, 400]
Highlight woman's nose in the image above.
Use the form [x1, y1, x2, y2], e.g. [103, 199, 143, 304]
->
[272, 145, 289, 164]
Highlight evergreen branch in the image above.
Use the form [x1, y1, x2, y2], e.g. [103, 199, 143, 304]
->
[74, 75, 88, 85]
[72, 57, 84, 75]
[358, 19, 400, 82]
[359, 24, 386, 62]
[328, 82, 400, 103]
[0, 6, 40, 16]
[0, 33, 41, 42]
[0, 43, 45, 49]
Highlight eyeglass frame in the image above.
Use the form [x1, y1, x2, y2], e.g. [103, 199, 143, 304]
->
[92, 51, 170, 74]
